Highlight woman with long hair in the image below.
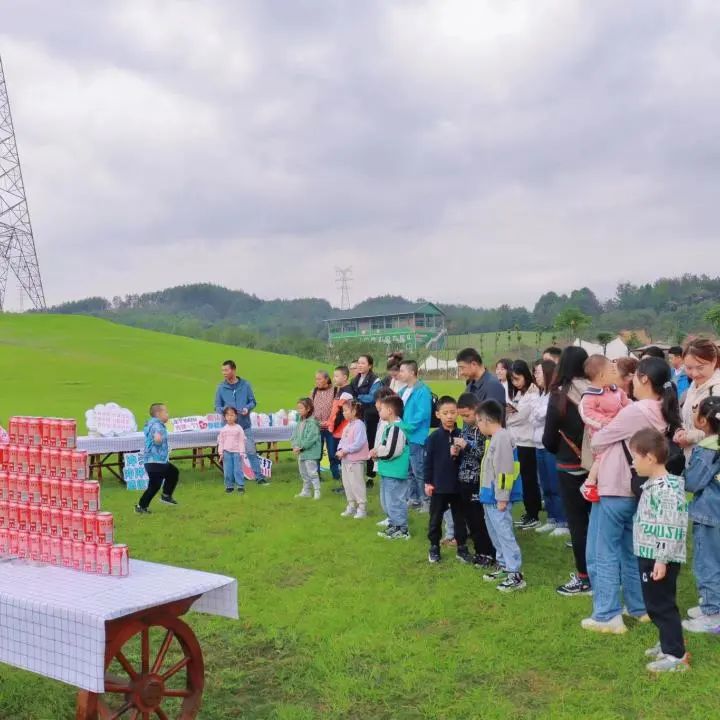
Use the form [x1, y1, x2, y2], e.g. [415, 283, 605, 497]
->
[543, 346, 592, 596]
[495, 358, 512, 402]
[350, 354, 383, 484]
[582, 357, 682, 634]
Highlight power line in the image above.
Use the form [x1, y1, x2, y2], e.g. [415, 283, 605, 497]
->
[335, 266, 352, 311]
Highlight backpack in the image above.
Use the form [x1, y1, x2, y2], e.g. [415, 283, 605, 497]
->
[430, 392, 441, 428]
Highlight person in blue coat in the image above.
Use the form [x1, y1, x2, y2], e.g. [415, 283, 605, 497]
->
[214, 360, 267, 485]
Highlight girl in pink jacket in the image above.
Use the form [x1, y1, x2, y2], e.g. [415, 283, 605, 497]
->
[336, 400, 370, 519]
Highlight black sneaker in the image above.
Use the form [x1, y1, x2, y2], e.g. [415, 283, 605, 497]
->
[472, 554, 495, 568]
[498, 572, 527, 593]
[160, 495, 178, 505]
[514, 513, 530, 527]
[519, 517, 540, 530]
[256, 478, 270, 485]
[556, 573, 592, 597]
[456, 545, 472, 564]
[225, 487, 235, 494]
[134, 505, 151, 514]
[332, 487, 346, 495]
[366, 478, 374, 489]
[236, 486, 245, 494]
[428, 545, 441, 564]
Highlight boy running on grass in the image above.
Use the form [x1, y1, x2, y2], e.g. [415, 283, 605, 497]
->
[136, 403, 179, 514]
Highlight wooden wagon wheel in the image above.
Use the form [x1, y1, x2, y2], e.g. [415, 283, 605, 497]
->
[77, 606, 204, 720]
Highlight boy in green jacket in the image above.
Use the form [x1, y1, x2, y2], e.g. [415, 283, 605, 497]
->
[291, 398, 322, 499]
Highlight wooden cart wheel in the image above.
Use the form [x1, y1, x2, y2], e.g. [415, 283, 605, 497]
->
[77, 611, 204, 720]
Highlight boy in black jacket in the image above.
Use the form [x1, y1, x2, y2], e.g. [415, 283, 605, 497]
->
[425, 396, 469, 564]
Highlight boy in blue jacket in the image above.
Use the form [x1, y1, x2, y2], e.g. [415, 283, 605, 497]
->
[136, 403, 180, 514]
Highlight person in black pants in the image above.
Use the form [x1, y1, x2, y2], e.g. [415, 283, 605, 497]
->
[425, 396, 469, 564]
[542, 347, 593, 596]
[136, 403, 180, 514]
[350, 354, 382, 484]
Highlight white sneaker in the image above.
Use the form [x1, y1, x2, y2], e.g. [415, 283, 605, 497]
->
[682, 613, 720, 634]
[354, 508, 367, 519]
[644, 643, 663, 659]
[376, 518, 390, 528]
[535, 522, 557, 534]
[313, 491, 321, 500]
[580, 615, 627, 635]
[340, 505, 356, 517]
[687, 606, 704, 619]
[646, 653, 690, 673]
[550, 526, 571, 537]
[295, 491, 312, 499]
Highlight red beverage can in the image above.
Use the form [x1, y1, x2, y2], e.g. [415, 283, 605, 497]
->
[50, 536, 62, 565]
[60, 479, 73, 509]
[28, 417, 42, 447]
[72, 539, 84, 570]
[96, 544, 111, 575]
[8, 417, 19, 444]
[110, 544, 129, 577]
[71, 481, 84, 511]
[16, 446, 29, 474]
[83, 541, 96, 573]
[17, 531, 29, 559]
[49, 448, 61, 478]
[61, 508, 73, 539]
[28, 505, 41, 533]
[0, 527, 8, 555]
[82, 511, 96, 542]
[96, 512, 114, 545]
[0, 471, 7, 501]
[17, 474, 29, 504]
[29, 532, 42, 562]
[50, 419, 62, 448]
[48, 507, 60, 537]
[0, 446, 6, 472]
[61, 419, 77, 449]
[40, 534, 51, 563]
[72, 451, 88, 481]
[49, 478, 61, 508]
[40, 418, 51, 447]
[41, 477, 52, 506]
[17, 503, 28, 532]
[8, 445, 18, 474]
[71, 511, 83, 540]
[83, 481, 100, 512]
[17, 417, 29, 446]
[8, 528, 19, 555]
[0, 500, 7, 529]
[7, 472, 18, 502]
[28, 446, 41, 475]
[7, 501, 18, 530]
[61, 538, 73, 567]
[40, 447, 51, 477]
[28, 475, 41, 505]
[59, 450, 73, 479]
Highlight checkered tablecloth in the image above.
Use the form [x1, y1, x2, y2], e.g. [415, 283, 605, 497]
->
[77, 425, 294, 454]
[0, 559, 238, 692]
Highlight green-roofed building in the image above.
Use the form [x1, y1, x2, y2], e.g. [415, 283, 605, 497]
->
[325, 302, 447, 350]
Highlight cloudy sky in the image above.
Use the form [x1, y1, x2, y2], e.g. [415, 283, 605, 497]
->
[2, 0, 719, 311]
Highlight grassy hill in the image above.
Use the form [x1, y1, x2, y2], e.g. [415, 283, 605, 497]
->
[0, 316, 714, 720]
[446, 330, 559, 363]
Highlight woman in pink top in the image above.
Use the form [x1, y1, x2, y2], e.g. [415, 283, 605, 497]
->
[217, 407, 248, 494]
[581, 358, 682, 634]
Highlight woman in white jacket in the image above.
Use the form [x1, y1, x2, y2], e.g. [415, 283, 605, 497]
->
[506, 359, 541, 530]
[532, 360, 569, 536]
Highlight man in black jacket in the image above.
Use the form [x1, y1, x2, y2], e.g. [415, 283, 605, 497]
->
[456, 348, 506, 407]
[424, 396, 470, 564]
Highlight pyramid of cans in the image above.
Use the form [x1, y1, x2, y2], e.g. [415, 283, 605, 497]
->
[0, 416, 129, 577]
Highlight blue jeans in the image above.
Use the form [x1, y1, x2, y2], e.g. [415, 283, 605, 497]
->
[536, 449, 567, 526]
[380, 476, 409, 529]
[484, 504, 522, 573]
[320, 429, 340, 480]
[693, 522, 720, 615]
[406, 443, 427, 504]
[222, 452, 245, 489]
[443, 509, 455, 540]
[244, 428, 264, 482]
[586, 497, 645, 621]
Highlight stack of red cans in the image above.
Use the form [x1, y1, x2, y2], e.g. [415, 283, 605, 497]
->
[1, 415, 129, 577]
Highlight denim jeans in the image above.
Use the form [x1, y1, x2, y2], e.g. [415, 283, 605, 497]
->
[586, 497, 646, 621]
[406, 442, 427, 504]
[380, 476, 409, 529]
[536, 449, 567, 526]
[320, 429, 340, 480]
[692, 522, 720, 615]
[244, 428, 264, 482]
[484, 504, 522, 573]
[222, 452, 245, 489]
[443, 509, 454, 540]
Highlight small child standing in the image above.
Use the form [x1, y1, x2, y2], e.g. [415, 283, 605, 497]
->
[373, 387, 397, 527]
[629, 428, 690, 672]
[476, 399, 525, 592]
[336, 401, 370, 519]
[218, 406, 247, 494]
[580, 355, 631, 500]
[682, 396, 720, 635]
[136, 403, 179, 514]
[291, 397, 322, 500]
[372, 395, 410, 540]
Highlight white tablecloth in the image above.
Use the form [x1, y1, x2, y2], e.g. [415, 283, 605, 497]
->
[77, 425, 294, 454]
[0, 559, 238, 692]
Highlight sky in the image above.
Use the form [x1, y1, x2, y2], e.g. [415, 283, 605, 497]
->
[1, 0, 719, 311]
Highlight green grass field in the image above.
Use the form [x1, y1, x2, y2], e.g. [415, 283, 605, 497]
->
[446, 331, 559, 364]
[0, 316, 716, 720]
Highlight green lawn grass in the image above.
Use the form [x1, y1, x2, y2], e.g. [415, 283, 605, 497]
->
[446, 331, 560, 365]
[0, 316, 716, 719]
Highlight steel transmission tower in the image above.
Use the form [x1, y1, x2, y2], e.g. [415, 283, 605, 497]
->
[335, 266, 352, 311]
[0, 54, 46, 311]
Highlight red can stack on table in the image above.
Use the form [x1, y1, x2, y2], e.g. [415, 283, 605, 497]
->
[0, 415, 129, 576]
